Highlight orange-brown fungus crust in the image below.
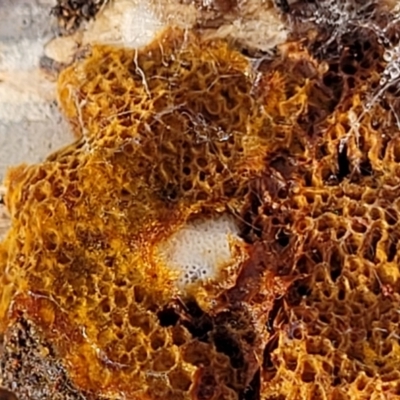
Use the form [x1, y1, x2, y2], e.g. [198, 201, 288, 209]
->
[3, 2, 400, 399]
[0, 27, 273, 399]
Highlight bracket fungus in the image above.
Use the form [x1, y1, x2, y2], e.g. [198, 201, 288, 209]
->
[2, 1, 400, 400]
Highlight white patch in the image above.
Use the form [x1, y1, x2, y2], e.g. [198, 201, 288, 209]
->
[211, 12, 287, 53]
[157, 214, 241, 289]
[83, 0, 163, 49]
[155, 0, 288, 53]
[0, 71, 56, 123]
[120, 2, 164, 48]
[0, 39, 45, 72]
[0, 0, 73, 181]
[44, 35, 78, 65]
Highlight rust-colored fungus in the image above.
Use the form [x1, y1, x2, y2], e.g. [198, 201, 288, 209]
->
[2, 2, 400, 399]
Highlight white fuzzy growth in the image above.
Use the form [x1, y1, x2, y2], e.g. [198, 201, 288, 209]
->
[158, 214, 241, 289]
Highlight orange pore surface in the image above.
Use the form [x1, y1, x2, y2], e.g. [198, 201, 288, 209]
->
[2, 15, 400, 400]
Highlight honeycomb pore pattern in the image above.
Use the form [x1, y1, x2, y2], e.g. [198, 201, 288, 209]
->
[2, 2, 400, 400]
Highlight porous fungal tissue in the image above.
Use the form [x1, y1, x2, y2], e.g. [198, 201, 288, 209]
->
[2, 1, 400, 400]
[157, 214, 242, 289]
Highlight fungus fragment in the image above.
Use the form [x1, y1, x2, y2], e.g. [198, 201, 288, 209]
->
[3, 2, 400, 400]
